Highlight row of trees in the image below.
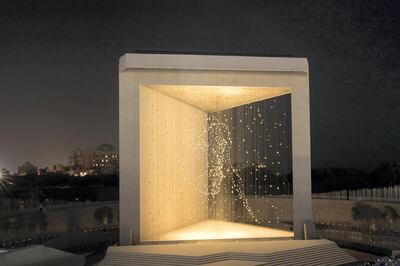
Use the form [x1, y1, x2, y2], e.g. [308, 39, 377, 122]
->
[234, 162, 400, 194]
[312, 162, 400, 193]
[4, 162, 400, 194]
[10, 174, 119, 188]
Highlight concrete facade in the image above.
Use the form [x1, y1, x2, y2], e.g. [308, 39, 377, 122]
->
[119, 53, 314, 245]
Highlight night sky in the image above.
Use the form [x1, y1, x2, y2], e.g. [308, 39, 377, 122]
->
[0, 0, 399, 172]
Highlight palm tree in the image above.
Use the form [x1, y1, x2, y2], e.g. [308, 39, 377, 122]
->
[352, 202, 384, 231]
[94, 206, 113, 227]
[383, 205, 399, 231]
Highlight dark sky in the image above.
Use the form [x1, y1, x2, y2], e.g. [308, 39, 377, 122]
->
[0, 0, 399, 172]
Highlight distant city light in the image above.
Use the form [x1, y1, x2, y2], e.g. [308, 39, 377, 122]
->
[79, 171, 88, 177]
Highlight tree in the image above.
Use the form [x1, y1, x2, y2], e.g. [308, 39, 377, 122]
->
[383, 205, 399, 231]
[352, 202, 384, 231]
[368, 162, 400, 187]
[94, 206, 113, 227]
[28, 210, 48, 234]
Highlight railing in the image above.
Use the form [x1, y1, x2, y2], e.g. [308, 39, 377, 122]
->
[0, 225, 119, 250]
[0, 200, 118, 217]
[317, 223, 400, 253]
[313, 185, 400, 203]
[0, 200, 119, 250]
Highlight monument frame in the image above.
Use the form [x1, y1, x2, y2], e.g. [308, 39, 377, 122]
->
[119, 53, 314, 245]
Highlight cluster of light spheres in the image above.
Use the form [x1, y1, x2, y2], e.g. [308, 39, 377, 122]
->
[206, 96, 291, 226]
[143, 93, 291, 239]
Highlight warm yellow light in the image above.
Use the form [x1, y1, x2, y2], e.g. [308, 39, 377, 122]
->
[144, 85, 291, 113]
[149, 220, 293, 241]
[139, 85, 293, 242]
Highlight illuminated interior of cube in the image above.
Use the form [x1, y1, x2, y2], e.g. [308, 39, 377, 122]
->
[139, 84, 294, 242]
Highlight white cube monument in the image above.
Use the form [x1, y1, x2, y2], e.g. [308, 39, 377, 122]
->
[119, 53, 314, 245]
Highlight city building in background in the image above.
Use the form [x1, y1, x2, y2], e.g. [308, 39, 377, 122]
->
[39, 164, 68, 175]
[50, 164, 66, 173]
[69, 144, 119, 176]
[17, 161, 38, 176]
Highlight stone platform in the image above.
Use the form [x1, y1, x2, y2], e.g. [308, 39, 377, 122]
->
[99, 239, 357, 266]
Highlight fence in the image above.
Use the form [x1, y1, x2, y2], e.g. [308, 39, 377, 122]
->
[0, 201, 119, 245]
[0, 198, 118, 217]
[317, 223, 400, 254]
[0, 194, 69, 216]
[0, 190, 43, 215]
[313, 185, 400, 203]
[0, 225, 119, 250]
